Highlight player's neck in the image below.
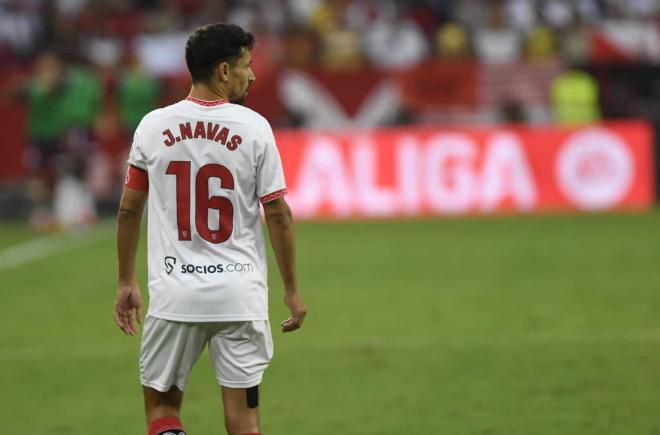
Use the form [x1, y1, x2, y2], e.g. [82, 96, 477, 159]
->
[188, 82, 229, 102]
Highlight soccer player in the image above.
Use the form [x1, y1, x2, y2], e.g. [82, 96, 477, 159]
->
[114, 23, 306, 435]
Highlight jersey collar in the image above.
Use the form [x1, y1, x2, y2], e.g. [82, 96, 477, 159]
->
[185, 96, 228, 106]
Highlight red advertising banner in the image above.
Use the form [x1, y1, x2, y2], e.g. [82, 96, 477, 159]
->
[396, 61, 478, 110]
[275, 121, 654, 219]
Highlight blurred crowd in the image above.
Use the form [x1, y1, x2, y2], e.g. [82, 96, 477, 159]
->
[1, 0, 659, 229]
[2, 0, 660, 70]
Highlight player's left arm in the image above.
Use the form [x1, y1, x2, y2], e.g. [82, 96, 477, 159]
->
[263, 196, 307, 332]
[114, 184, 148, 336]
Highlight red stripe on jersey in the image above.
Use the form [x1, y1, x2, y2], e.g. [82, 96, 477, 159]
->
[125, 165, 149, 191]
[260, 188, 287, 203]
[185, 96, 228, 106]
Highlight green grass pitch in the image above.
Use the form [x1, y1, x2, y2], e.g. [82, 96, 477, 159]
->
[1, 211, 660, 434]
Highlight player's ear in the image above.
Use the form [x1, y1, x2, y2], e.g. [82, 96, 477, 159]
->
[216, 61, 230, 82]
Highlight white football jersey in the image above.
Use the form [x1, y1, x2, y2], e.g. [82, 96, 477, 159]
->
[127, 97, 287, 322]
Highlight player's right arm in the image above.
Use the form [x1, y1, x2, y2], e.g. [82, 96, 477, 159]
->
[114, 179, 148, 336]
[263, 196, 307, 332]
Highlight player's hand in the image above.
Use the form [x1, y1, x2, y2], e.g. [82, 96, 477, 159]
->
[281, 290, 306, 333]
[113, 284, 143, 336]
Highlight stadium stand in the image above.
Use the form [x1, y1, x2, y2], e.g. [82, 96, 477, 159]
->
[1, 0, 659, 223]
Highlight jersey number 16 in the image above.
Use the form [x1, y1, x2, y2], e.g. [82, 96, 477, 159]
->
[166, 161, 234, 244]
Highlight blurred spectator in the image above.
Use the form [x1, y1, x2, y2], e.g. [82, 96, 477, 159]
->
[283, 25, 319, 69]
[434, 22, 470, 58]
[404, 0, 437, 37]
[20, 50, 101, 230]
[362, 3, 429, 69]
[473, 1, 523, 63]
[525, 26, 558, 60]
[576, 0, 602, 22]
[133, 31, 188, 76]
[311, 0, 364, 70]
[0, 0, 43, 61]
[225, 0, 289, 34]
[23, 52, 67, 230]
[551, 66, 601, 124]
[559, 23, 589, 64]
[85, 36, 124, 69]
[453, 0, 487, 28]
[505, 0, 537, 32]
[65, 64, 102, 129]
[56, 61, 102, 228]
[542, 0, 575, 29]
[287, 0, 323, 25]
[603, 0, 659, 18]
[118, 52, 160, 132]
[55, 0, 88, 20]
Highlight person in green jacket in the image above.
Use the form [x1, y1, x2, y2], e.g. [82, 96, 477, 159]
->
[118, 51, 160, 133]
[22, 51, 102, 231]
[24, 51, 69, 230]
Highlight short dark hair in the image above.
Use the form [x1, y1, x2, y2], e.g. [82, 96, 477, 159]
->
[185, 23, 255, 83]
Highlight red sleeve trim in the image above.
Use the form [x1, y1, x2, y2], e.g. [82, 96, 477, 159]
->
[125, 165, 149, 191]
[260, 188, 287, 203]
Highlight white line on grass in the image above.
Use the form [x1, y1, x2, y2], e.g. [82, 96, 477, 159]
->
[0, 221, 115, 271]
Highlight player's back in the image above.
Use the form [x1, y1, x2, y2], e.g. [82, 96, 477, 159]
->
[127, 97, 286, 322]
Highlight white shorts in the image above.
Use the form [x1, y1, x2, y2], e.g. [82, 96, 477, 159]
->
[139, 316, 273, 392]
